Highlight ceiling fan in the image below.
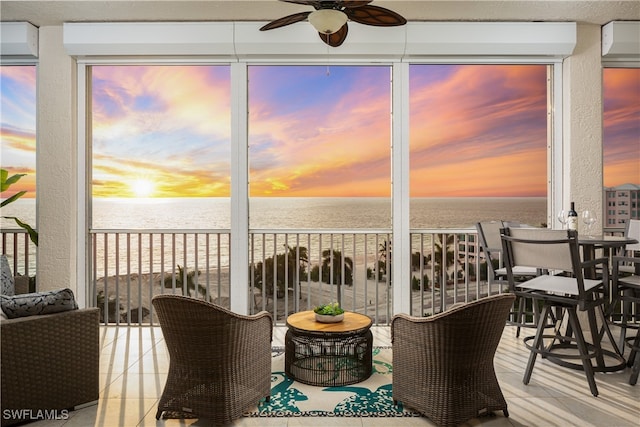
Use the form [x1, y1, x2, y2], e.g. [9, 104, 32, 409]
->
[259, 1, 407, 47]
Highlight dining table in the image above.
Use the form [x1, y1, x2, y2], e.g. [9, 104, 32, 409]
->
[579, 234, 639, 279]
[571, 233, 639, 371]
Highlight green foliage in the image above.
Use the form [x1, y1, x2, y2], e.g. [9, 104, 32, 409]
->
[411, 251, 427, 271]
[251, 245, 309, 297]
[96, 290, 121, 323]
[366, 263, 385, 281]
[426, 233, 463, 286]
[313, 302, 344, 316]
[378, 240, 390, 276]
[321, 249, 353, 285]
[310, 265, 320, 282]
[164, 265, 206, 298]
[1, 168, 38, 246]
[0, 169, 26, 193]
[411, 274, 430, 291]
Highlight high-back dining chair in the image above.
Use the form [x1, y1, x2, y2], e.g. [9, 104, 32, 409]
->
[620, 219, 640, 266]
[611, 253, 640, 384]
[609, 219, 640, 360]
[476, 221, 539, 336]
[625, 219, 640, 249]
[500, 228, 610, 396]
[476, 220, 508, 282]
[151, 295, 273, 423]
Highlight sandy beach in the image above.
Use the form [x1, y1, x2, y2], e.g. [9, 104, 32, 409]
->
[94, 264, 495, 325]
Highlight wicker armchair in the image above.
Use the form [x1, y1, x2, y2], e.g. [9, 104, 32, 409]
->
[391, 293, 515, 427]
[151, 295, 273, 424]
[1, 308, 100, 427]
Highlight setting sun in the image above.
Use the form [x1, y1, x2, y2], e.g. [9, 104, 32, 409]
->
[131, 179, 155, 198]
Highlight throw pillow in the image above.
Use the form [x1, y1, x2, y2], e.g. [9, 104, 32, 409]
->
[0, 255, 15, 296]
[0, 288, 78, 319]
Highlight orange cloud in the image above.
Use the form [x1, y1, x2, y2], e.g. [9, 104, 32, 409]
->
[603, 68, 640, 187]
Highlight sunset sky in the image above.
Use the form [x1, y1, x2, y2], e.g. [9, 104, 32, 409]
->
[1, 65, 638, 199]
[0, 66, 37, 195]
[603, 67, 640, 186]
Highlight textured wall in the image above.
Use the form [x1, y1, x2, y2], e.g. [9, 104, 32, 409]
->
[32, 23, 607, 303]
[36, 26, 78, 293]
[562, 23, 603, 235]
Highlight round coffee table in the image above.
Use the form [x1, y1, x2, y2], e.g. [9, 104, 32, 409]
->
[285, 310, 373, 386]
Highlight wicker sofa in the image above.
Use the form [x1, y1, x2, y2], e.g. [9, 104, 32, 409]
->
[0, 304, 100, 426]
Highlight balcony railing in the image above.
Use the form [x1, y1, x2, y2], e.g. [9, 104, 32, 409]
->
[88, 228, 496, 325]
[1, 229, 36, 280]
[2, 226, 634, 327]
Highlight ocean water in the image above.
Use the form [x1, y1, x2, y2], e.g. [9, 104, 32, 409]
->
[90, 197, 546, 230]
[2, 197, 546, 275]
[2, 197, 547, 230]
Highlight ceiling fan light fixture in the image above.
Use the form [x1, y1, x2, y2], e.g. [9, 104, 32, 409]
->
[308, 9, 348, 34]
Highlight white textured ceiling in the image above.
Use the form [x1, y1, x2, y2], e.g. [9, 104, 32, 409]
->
[1, 1, 639, 27]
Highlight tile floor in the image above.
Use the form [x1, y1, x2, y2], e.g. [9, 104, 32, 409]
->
[23, 324, 640, 427]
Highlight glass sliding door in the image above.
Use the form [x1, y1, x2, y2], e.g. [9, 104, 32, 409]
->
[0, 64, 37, 278]
[407, 64, 549, 315]
[409, 64, 548, 228]
[603, 67, 640, 229]
[247, 65, 393, 322]
[89, 65, 232, 323]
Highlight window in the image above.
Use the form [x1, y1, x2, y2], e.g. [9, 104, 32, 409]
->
[409, 64, 549, 228]
[603, 68, 640, 188]
[247, 65, 391, 229]
[603, 67, 640, 228]
[0, 65, 37, 219]
[88, 65, 232, 297]
[0, 64, 37, 275]
[90, 65, 232, 229]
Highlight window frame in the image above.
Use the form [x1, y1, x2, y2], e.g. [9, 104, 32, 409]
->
[0, 59, 39, 278]
[76, 54, 563, 314]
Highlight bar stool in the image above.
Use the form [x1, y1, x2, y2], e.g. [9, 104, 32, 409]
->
[476, 220, 540, 336]
[611, 254, 640, 386]
[501, 228, 615, 397]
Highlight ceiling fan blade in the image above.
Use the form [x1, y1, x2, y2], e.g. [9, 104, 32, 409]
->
[280, 0, 371, 10]
[345, 5, 407, 26]
[280, 0, 322, 6]
[319, 24, 348, 47]
[260, 11, 312, 31]
[336, 1, 373, 7]
[280, 0, 321, 6]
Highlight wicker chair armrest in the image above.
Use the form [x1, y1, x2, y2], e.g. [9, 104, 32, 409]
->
[391, 294, 515, 343]
[391, 311, 455, 343]
[0, 307, 99, 327]
[1, 308, 100, 425]
[233, 311, 274, 344]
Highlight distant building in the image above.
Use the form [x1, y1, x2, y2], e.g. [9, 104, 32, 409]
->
[604, 183, 640, 229]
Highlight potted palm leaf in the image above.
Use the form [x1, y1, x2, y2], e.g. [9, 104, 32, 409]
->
[1, 169, 38, 246]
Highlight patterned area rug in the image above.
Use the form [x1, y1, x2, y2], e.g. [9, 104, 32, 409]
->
[243, 347, 423, 418]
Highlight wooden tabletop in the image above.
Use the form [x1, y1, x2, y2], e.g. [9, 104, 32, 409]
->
[286, 310, 372, 334]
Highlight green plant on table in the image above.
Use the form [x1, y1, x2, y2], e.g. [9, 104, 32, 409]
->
[313, 302, 344, 316]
